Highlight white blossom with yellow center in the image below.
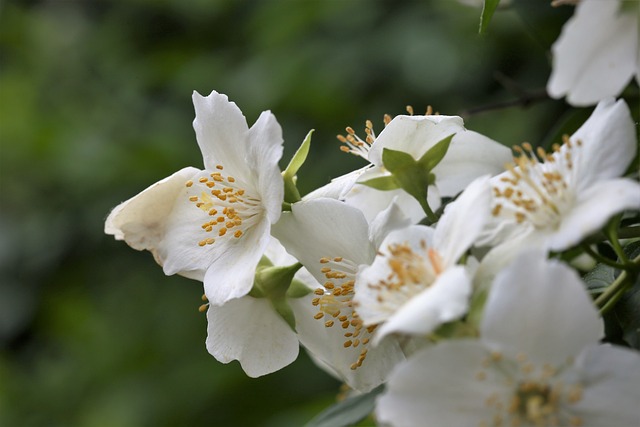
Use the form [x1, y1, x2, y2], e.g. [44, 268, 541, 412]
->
[304, 112, 512, 224]
[376, 251, 640, 427]
[479, 98, 640, 255]
[273, 198, 407, 392]
[105, 90, 284, 305]
[354, 176, 491, 344]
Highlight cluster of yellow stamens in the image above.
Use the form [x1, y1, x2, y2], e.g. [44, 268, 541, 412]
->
[185, 164, 257, 247]
[492, 137, 579, 229]
[476, 351, 584, 427]
[337, 105, 436, 158]
[311, 256, 375, 370]
[367, 241, 443, 310]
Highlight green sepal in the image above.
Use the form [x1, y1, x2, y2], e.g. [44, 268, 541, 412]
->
[381, 134, 453, 222]
[479, 0, 500, 34]
[417, 133, 454, 173]
[282, 129, 313, 204]
[359, 175, 400, 191]
[253, 261, 303, 330]
[286, 278, 313, 298]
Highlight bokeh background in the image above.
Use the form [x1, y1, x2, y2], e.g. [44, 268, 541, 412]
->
[0, 1, 617, 426]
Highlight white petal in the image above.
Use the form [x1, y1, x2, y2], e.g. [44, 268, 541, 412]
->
[377, 340, 508, 427]
[202, 218, 271, 305]
[303, 166, 368, 202]
[368, 199, 412, 249]
[245, 110, 284, 224]
[290, 295, 405, 392]
[571, 98, 637, 189]
[272, 198, 375, 281]
[547, 0, 638, 106]
[104, 166, 201, 270]
[569, 344, 640, 426]
[433, 175, 491, 265]
[373, 266, 471, 344]
[263, 236, 297, 266]
[482, 250, 603, 366]
[433, 130, 511, 197]
[368, 115, 465, 166]
[192, 90, 250, 173]
[206, 295, 299, 378]
[547, 178, 640, 251]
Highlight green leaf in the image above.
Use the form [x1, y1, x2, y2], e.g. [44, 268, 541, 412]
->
[305, 386, 384, 427]
[359, 175, 400, 191]
[282, 130, 313, 203]
[417, 133, 454, 172]
[479, 0, 500, 34]
[584, 263, 616, 294]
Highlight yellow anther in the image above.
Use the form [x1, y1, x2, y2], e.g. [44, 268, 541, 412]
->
[216, 164, 224, 170]
[199, 177, 208, 183]
[186, 180, 194, 187]
[234, 230, 243, 238]
[189, 196, 199, 202]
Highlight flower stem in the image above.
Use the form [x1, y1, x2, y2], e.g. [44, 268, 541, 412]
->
[596, 254, 640, 314]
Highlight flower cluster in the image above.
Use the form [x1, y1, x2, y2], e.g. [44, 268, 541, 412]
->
[105, 3, 640, 425]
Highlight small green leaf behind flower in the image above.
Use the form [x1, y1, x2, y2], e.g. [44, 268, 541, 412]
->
[304, 385, 384, 427]
[282, 130, 314, 204]
[479, 0, 501, 34]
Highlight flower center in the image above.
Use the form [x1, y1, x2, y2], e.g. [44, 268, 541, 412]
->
[185, 164, 262, 247]
[491, 139, 579, 230]
[476, 351, 584, 427]
[367, 240, 442, 315]
[311, 256, 375, 370]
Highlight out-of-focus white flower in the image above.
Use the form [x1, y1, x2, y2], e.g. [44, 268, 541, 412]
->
[479, 98, 640, 255]
[105, 90, 284, 305]
[547, 0, 639, 106]
[204, 237, 306, 378]
[273, 198, 406, 392]
[354, 176, 491, 343]
[308, 114, 510, 223]
[377, 250, 640, 427]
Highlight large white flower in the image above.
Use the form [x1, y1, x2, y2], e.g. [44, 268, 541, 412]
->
[204, 237, 306, 378]
[354, 176, 491, 344]
[105, 90, 284, 305]
[547, 0, 639, 106]
[479, 98, 640, 254]
[273, 198, 407, 392]
[310, 114, 510, 223]
[377, 250, 640, 427]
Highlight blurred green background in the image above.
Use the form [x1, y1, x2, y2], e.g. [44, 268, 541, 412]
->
[0, 0, 596, 426]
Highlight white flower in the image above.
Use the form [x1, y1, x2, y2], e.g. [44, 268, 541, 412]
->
[316, 114, 510, 223]
[105, 90, 284, 305]
[354, 176, 491, 344]
[204, 237, 303, 378]
[547, 0, 639, 106]
[377, 250, 640, 427]
[479, 98, 640, 254]
[273, 198, 406, 392]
